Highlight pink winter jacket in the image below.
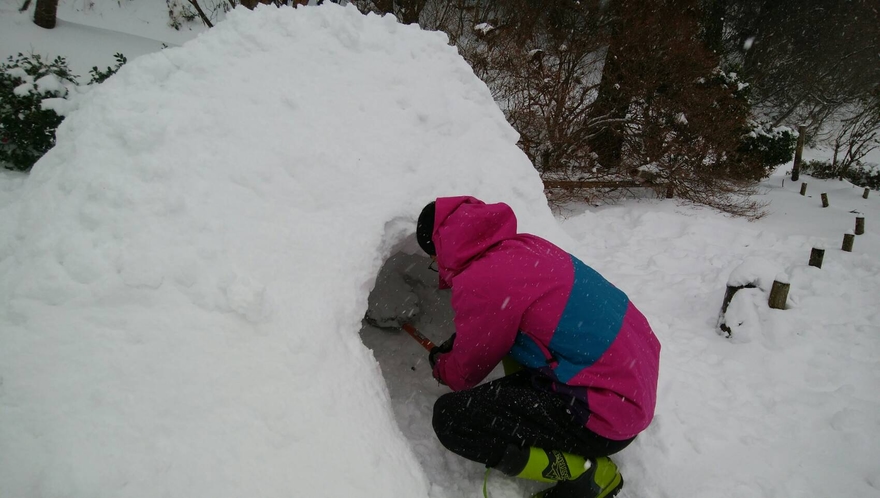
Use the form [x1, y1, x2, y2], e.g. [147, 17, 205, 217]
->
[430, 196, 661, 441]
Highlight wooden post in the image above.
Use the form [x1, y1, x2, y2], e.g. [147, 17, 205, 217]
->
[718, 284, 756, 337]
[33, 0, 59, 29]
[800, 183, 807, 196]
[842, 232, 855, 252]
[809, 247, 825, 268]
[864, 188, 870, 199]
[855, 217, 865, 235]
[768, 279, 790, 310]
[791, 125, 806, 182]
[821, 193, 829, 208]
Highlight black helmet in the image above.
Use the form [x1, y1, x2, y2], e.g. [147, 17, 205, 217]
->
[416, 201, 436, 256]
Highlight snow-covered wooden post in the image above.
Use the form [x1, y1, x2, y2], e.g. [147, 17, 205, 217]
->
[719, 284, 752, 317]
[821, 193, 829, 208]
[842, 231, 855, 252]
[800, 183, 808, 196]
[864, 188, 870, 199]
[855, 216, 865, 235]
[718, 283, 755, 337]
[809, 246, 825, 268]
[768, 275, 790, 310]
[719, 258, 787, 338]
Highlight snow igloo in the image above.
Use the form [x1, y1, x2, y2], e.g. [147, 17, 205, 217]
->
[0, 4, 570, 497]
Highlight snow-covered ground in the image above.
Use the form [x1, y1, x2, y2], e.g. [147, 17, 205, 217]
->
[1, 0, 205, 77]
[2, 3, 879, 498]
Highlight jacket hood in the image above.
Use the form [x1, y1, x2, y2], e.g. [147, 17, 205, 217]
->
[432, 196, 517, 288]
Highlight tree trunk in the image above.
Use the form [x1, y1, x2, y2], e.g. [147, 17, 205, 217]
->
[791, 125, 805, 181]
[397, 0, 426, 24]
[589, 23, 627, 170]
[33, 0, 58, 29]
[373, 0, 393, 16]
[832, 140, 839, 170]
[703, 0, 726, 54]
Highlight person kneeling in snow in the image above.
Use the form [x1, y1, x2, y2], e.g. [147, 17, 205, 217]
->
[416, 196, 660, 498]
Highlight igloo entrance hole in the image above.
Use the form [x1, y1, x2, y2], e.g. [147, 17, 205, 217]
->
[360, 250, 453, 382]
[359, 250, 534, 496]
[358, 250, 454, 463]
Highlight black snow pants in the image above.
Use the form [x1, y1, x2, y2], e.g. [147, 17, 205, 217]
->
[432, 371, 635, 468]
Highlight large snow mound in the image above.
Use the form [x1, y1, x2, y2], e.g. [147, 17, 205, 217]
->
[0, 5, 559, 497]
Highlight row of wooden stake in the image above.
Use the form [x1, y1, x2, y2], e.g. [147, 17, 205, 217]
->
[719, 173, 872, 336]
[718, 214, 868, 336]
[777, 179, 872, 310]
[799, 182, 871, 204]
[767, 214, 866, 310]
[773, 159, 871, 299]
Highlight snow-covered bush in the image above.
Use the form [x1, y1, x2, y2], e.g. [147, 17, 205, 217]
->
[737, 122, 797, 171]
[802, 159, 880, 189]
[847, 162, 880, 190]
[0, 52, 127, 172]
[800, 159, 836, 179]
[0, 54, 76, 172]
[707, 71, 795, 176]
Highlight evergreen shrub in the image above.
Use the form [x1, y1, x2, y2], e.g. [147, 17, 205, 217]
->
[1, 52, 126, 172]
[802, 159, 880, 189]
[0, 54, 75, 171]
[738, 123, 797, 171]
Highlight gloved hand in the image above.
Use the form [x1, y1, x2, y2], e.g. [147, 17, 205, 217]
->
[428, 333, 455, 369]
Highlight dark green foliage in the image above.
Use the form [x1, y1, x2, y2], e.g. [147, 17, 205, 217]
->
[800, 159, 836, 179]
[801, 159, 880, 190]
[847, 165, 880, 190]
[88, 53, 127, 85]
[737, 124, 797, 172]
[0, 53, 76, 172]
[1, 52, 127, 172]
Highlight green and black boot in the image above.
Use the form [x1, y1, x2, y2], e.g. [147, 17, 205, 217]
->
[495, 446, 623, 498]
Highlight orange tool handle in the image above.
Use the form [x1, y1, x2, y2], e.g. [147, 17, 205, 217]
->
[401, 323, 436, 351]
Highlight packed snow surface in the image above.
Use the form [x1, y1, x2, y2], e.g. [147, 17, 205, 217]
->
[2, 3, 880, 498]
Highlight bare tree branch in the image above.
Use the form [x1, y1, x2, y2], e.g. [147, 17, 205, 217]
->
[188, 0, 214, 28]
